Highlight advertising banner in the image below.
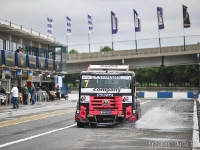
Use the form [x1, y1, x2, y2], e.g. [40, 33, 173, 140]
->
[38, 57, 46, 70]
[157, 7, 165, 30]
[55, 61, 61, 72]
[29, 56, 37, 69]
[18, 53, 26, 68]
[48, 59, 54, 71]
[5, 51, 15, 67]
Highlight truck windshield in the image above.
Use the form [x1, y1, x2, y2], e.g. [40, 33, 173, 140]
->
[81, 75, 132, 89]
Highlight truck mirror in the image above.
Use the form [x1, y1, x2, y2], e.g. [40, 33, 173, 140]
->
[76, 79, 80, 83]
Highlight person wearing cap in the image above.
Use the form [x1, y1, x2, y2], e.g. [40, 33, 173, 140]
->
[10, 84, 19, 109]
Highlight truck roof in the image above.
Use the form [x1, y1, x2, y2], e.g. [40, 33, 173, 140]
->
[80, 65, 135, 76]
[81, 70, 135, 76]
[87, 65, 130, 71]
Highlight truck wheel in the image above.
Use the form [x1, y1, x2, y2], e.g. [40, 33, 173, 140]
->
[77, 122, 85, 128]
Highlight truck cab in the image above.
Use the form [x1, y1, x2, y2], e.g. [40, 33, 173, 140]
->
[75, 65, 141, 127]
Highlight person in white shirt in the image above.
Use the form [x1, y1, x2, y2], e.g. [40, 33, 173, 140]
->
[10, 84, 19, 109]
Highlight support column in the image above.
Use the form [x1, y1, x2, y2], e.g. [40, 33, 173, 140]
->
[198, 53, 200, 93]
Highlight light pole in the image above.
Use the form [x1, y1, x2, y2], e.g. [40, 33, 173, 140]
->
[101, 52, 104, 65]
[100, 46, 102, 51]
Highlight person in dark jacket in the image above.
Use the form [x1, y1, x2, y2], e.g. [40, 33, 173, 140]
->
[15, 47, 21, 53]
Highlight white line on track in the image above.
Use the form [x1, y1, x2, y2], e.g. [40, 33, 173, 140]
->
[140, 100, 150, 105]
[0, 100, 151, 148]
[0, 124, 76, 148]
[192, 100, 200, 149]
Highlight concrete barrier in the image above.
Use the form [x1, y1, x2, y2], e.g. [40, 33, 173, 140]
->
[68, 92, 198, 100]
[139, 91, 199, 99]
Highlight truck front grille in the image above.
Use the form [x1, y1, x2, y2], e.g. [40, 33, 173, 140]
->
[89, 96, 122, 110]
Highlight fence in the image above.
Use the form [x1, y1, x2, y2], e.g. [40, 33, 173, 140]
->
[0, 91, 51, 107]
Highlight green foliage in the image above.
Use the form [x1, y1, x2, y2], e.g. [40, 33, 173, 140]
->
[69, 49, 79, 54]
[100, 46, 112, 52]
[65, 65, 199, 87]
[63, 73, 80, 87]
[55, 50, 61, 54]
[133, 65, 199, 87]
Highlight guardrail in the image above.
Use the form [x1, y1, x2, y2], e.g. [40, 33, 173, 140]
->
[0, 92, 53, 107]
[0, 18, 55, 42]
[67, 44, 200, 63]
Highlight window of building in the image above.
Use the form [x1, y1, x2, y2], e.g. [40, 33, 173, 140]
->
[40, 49, 46, 58]
[48, 46, 56, 60]
[0, 39, 3, 50]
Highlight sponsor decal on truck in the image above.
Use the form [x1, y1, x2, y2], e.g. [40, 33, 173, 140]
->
[93, 88, 121, 93]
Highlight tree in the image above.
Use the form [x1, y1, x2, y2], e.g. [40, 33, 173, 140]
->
[100, 46, 112, 52]
[69, 49, 79, 54]
[64, 73, 80, 87]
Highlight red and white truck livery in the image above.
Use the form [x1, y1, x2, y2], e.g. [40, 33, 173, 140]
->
[75, 65, 141, 127]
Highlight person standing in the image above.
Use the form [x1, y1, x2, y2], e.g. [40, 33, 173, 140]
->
[10, 84, 19, 109]
[31, 84, 36, 105]
[22, 84, 29, 105]
[55, 85, 60, 100]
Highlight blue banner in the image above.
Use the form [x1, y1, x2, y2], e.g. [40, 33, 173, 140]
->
[16, 69, 22, 76]
[157, 7, 165, 30]
[111, 11, 118, 34]
[133, 9, 141, 32]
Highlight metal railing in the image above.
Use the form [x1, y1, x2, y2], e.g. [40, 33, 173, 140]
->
[67, 43, 200, 63]
[0, 18, 55, 42]
[0, 91, 53, 107]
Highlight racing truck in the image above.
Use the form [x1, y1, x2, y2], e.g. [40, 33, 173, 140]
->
[75, 65, 141, 127]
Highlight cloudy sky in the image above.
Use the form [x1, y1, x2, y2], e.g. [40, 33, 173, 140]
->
[0, 0, 200, 53]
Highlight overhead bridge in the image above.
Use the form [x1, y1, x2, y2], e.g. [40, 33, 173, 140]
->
[66, 44, 200, 74]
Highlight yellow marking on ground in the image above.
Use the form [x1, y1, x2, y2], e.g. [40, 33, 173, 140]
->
[0, 108, 75, 128]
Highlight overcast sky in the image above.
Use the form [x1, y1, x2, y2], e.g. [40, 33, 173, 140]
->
[0, 0, 200, 53]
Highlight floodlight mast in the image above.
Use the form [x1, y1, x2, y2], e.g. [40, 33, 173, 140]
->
[87, 65, 129, 72]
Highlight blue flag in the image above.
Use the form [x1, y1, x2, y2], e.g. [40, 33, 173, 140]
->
[66, 16, 72, 35]
[88, 13, 93, 33]
[111, 11, 118, 34]
[133, 9, 141, 32]
[157, 7, 165, 30]
[47, 17, 53, 36]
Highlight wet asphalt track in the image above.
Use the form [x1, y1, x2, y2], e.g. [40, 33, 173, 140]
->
[0, 99, 194, 150]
